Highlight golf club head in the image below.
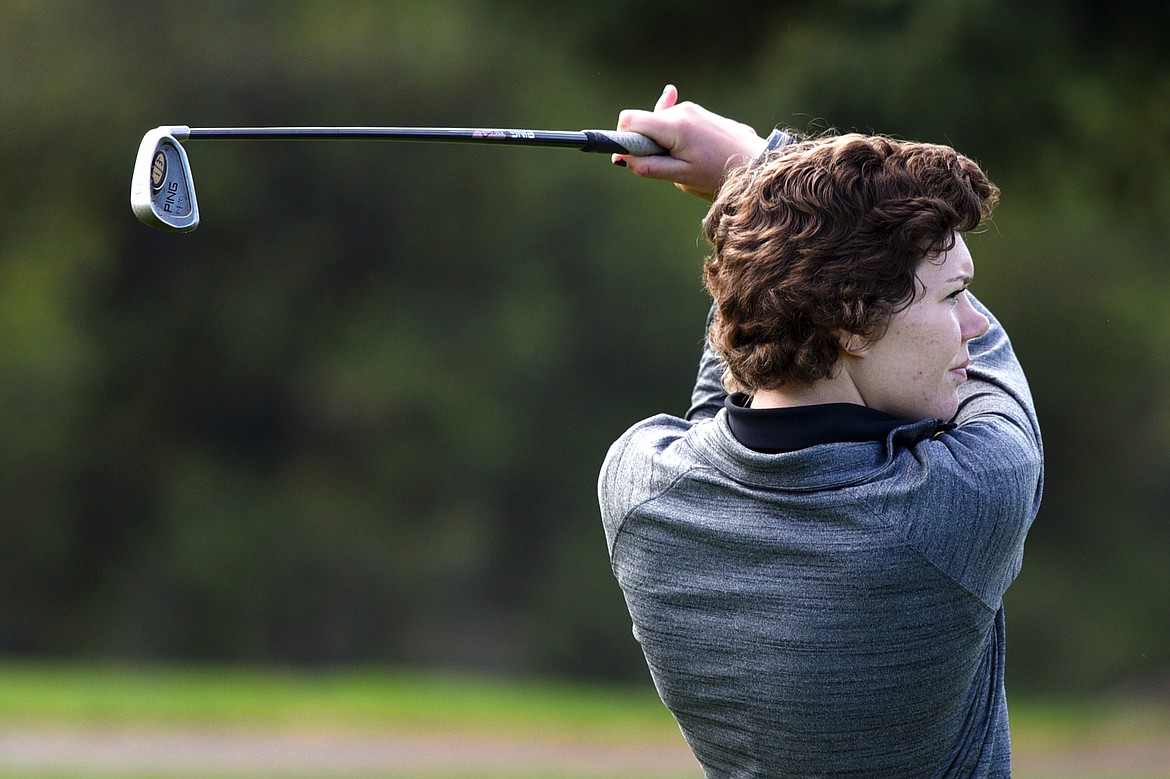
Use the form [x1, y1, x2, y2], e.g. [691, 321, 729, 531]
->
[130, 126, 199, 232]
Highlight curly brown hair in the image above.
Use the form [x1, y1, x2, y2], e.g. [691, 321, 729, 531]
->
[701, 133, 999, 393]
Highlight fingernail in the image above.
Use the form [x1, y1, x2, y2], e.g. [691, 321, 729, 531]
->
[613, 159, 627, 168]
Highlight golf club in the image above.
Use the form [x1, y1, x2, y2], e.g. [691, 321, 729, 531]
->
[130, 125, 666, 232]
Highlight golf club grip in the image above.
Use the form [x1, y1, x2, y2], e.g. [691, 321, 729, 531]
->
[581, 130, 666, 156]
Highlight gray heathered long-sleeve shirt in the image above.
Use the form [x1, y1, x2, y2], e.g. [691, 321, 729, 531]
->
[599, 297, 1043, 777]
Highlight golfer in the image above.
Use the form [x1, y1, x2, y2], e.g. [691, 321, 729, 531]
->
[599, 86, 1043, 777]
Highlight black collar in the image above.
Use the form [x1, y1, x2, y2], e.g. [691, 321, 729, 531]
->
[725, 392, 916, 454]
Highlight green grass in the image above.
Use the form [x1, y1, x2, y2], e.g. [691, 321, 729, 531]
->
[0, 662, 693, 778]
[1012, 694, 1170, 747]
[0, 662, 1166, 778]
[0, 661, 679, 741]
[1008, 695, 1170, 779]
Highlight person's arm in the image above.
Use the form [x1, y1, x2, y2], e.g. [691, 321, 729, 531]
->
[612, 86, 797, 419]
[954, 296, 1042, 452]
[903, 296, 1044, 608]
[683, 305, 728, 421]
[612, 84, 781, 200]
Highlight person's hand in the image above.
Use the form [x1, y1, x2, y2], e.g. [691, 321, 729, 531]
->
[612, 85, 769, 201]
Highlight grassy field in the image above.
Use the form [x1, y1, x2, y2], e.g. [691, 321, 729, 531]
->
[0, 662, 1166, 778]
[0, 662, 677, 740]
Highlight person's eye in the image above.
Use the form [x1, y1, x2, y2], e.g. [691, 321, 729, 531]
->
[947, 288, 967, 304]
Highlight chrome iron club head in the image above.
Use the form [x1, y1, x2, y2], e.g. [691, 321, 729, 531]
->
[130, 126, 199, 232]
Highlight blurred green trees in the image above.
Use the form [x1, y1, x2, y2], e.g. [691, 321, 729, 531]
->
[2, 0, 1169, 695]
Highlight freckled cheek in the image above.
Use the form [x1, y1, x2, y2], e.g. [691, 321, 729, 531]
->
[915, 340, 954, 378]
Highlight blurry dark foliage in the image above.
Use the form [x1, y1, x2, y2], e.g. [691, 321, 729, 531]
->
[1, 0, 1169, 694]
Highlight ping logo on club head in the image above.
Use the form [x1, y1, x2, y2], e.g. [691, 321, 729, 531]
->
[162, 180, 183, 213]
[151, 150, 168, 191]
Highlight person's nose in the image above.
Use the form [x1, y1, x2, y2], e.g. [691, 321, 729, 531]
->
[961, 296, 990, 342]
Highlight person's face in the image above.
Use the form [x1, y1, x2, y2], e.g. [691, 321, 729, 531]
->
[845, 234, 990, 421]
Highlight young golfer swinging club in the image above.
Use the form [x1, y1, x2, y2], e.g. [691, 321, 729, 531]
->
[600, 85, 1043, 778]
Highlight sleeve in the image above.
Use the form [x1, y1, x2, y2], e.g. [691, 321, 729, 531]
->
[761, 127, 796, 153]
[904, 295, 1044, 606]
[685, 304, 728, 421]
[952, 295, 1044, 481]
[598, 414, 692, 554]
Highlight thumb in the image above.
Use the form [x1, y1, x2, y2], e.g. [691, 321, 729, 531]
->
[654, 84, 679, 112]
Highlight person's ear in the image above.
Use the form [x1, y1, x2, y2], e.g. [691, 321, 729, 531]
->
[836, 330, 869, 357]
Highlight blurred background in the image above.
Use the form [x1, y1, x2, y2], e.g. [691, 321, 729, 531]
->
[2, 0, 1169, 705]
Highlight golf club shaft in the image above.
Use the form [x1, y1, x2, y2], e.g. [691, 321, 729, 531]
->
[171, 125, 665, 156]
[132, 121, 666, 232]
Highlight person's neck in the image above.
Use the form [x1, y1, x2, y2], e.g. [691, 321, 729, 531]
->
[749, 373, 865, 410]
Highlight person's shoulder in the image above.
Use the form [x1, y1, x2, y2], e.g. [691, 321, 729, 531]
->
[599, 413, 704, 548]
[603, 413, 695, 473]
[616, 412, 694, 443]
